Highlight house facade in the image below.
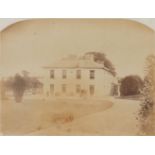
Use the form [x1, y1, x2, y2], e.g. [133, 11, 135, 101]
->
[43, 55, 117, 98]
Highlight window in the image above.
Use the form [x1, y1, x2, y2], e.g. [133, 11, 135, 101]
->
[62, 70, 67, 79]
[76, 85, 81, 93]
[76, 70, 81, 79]
[50, 84, 54, 95]
[50, 70, 54, 79]
[62, 84, 66, 93]
[89, 85, 95, 96]
[90, 70, 95, 79]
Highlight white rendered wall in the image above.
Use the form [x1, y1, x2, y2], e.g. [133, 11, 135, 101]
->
[43, 68, 115, 98]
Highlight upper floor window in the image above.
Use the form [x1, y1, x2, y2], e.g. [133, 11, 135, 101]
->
[76, 70, 81, 79]
[62, 70, 67, 79]
[90, 70, 95, 79]
[50, 70, 54, 79]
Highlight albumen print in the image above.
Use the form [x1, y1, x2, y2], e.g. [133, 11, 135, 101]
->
[0, 19, 155, 135]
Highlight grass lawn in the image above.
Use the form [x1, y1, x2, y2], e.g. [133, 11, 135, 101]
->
[28, 98, 141, 136]
[1, 98, 113, 135]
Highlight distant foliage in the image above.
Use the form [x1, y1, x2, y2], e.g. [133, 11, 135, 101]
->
[21, 70, 43, 92]
[139, 54, 155, 135]
[12, 74, 27, 103]
[84, 52, 116, 76]
[3, 70, 43, 102]
[120, 75, 143, 96]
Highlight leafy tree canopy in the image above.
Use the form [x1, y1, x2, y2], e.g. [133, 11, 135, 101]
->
[84, 51, 116, 76]
[120, 75, 144, 96]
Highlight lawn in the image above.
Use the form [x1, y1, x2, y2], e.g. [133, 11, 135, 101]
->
[1, 98, 113, 135]
[28, 98, 141, 136]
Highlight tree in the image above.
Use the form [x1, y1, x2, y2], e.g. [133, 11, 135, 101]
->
[4, 71, 43, 102]
[120, 75, 143, 96]
[139, 54, 155, 135]
[21, 70, 43, 91]
[29, 77, 43, 94]
[84, 52, 116, 76]
[1, 78, 7, 100]
[12, 74, 26, 103]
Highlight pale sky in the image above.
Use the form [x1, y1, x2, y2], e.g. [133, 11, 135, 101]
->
[0, 19, 155, 78]
[1, 18, 155, 31]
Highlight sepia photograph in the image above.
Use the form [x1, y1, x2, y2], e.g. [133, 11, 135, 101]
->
[0, 18, 155, 135]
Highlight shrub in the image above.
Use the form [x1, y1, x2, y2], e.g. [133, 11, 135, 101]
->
[120, 75, 143, 96]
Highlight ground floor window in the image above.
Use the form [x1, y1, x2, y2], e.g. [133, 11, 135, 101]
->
[89, 85, 95, 96]
[50, 84, 54, 95]
[76, 84, 81, 93]
[62, 84, 67, 93]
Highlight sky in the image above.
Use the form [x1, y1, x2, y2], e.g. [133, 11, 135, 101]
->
[0, 19, 155, 78]
[1, 18, 155, 31]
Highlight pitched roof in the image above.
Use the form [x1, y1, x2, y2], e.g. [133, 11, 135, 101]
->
[43, 55, 110, 72]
